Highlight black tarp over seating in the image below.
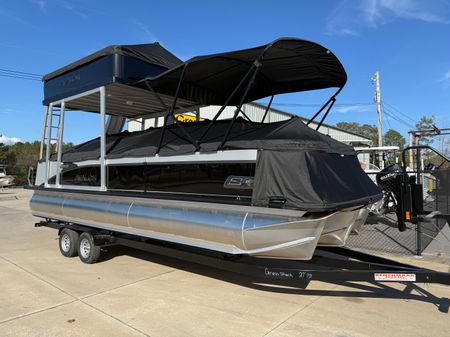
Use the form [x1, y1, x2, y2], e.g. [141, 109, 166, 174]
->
[55, 118, 354, 160]
[55, 118, 381, 211]
[253, 150, 381, 211]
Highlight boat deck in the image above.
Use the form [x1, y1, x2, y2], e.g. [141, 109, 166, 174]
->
[1, 188, 450, 337]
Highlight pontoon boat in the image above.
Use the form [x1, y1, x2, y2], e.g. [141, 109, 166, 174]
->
[29, 38, 382, 261]
[0, 165, 15, 188]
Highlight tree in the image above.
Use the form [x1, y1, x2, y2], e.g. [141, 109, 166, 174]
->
[415, 115, 436, 146]
[383, 129, 406, 165]
[413, 115, 445, 166]
[336, 122, 378, 145]
[0, 141, 74, 185]
[0, 142, 16, 167]
[384, 129, 406, 149]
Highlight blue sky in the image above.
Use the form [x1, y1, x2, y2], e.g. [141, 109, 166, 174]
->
[0, 0, 449, 145]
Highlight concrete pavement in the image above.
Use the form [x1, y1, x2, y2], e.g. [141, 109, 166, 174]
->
[0, 188, 449, 337]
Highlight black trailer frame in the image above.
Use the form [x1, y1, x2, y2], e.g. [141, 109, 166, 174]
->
[36, 220, 450, 286]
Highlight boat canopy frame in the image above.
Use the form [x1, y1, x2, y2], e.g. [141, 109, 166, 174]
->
[138, 37, 347, 153]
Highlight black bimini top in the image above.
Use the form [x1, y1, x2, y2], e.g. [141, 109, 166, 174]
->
[136, 37, 347, 107]
[44, 43, 182, 81]
[43, 43, 182, 105]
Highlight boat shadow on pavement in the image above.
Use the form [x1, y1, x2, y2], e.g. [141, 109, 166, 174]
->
[98, 244, 450, 314]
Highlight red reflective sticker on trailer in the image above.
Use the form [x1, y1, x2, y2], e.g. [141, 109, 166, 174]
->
[374, 273, 416, 281]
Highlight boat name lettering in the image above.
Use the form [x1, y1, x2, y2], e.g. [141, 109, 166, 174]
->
[74, 173, 98, 184]
[298, 272, 313, 280]
[264, 268, 294, 279]
[61, 73, 81, 87]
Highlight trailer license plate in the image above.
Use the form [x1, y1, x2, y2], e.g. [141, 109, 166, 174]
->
[374, 273, 416, 281]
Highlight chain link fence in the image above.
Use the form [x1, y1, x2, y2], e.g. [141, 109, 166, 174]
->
[347, 168, 450, 256]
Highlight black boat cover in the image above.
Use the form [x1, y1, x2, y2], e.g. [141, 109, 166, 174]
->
[252, 150, 381, 210]
[136, 38, 347, 106]
[54, 117, 381, 211]
[56, 117, 355, 161]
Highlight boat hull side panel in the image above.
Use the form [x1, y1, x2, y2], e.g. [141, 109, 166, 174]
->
[317, 208, 361, 246]
[30, 190, 328, 260]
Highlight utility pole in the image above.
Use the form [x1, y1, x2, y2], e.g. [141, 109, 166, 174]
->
[408, 131, 415, 169]
[374, 71, 383, 169]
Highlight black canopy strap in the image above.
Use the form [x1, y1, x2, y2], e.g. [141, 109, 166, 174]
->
[306, 87, 342, 126]
[316, 97, 336, 131]
[219, 61, 262, 150]
[196, 62, 258, 145]
[155, 64, 197, 154]
[261, 95, 274, 123]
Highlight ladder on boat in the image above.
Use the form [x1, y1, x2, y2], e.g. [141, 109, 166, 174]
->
[39, 104, 65, 185]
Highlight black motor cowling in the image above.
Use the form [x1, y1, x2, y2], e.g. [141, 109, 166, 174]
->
[376, 163, 403, 192]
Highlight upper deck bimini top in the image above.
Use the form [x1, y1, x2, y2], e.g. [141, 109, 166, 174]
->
[43, 42, 183, 106]
[42, 38, 347, 119]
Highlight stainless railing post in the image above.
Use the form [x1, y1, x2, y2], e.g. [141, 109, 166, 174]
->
[100, 86, 106, 191]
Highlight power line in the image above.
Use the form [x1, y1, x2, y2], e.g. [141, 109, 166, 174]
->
[382, 100, 416, 123]
[0, 73, 42, 81]
[383, 110, 393, 130]
[383, 107, 409, 126]
[0, 68, 41, 77]
[382, 104, 416, 129]
[0, 67, 42, 82]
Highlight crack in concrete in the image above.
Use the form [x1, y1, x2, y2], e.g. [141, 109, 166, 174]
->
[0, 254, 182, 336]
[0, 300, 78, 325]
[261, 283, 342, 337]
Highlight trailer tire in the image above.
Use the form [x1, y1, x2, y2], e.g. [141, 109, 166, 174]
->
[59, 228, 79, 257]
[78, 232, 101, 264]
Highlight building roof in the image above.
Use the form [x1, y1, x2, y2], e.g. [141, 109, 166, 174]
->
[249, 102, 371, 142]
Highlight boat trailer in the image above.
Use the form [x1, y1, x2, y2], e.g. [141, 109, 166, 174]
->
[36, 220, 450, 287]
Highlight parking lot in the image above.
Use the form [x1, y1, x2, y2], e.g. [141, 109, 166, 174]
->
[1, 188, 450, 337]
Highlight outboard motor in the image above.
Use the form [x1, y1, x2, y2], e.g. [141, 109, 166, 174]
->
[371, 164, 404, 216]
[376, 163, 403, 192]
[375, 163, 416, 232]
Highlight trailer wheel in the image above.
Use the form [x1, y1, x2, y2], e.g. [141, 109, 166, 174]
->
[59, 228, 79, 257]
[78, 232, 101, 264]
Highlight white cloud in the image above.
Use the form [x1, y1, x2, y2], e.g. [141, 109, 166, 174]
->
[0, 135, 22, 145]
[326, 0, 450, 36]
[335, 28, 358, 36]
[334, 104, 374, 113]
[30, 0, 88, 19]
[57, 0, 88, 19]
[0, 7, 39, 30]
[134, 20, 158, 42]
[445, 70, 450, 80]
[31, 0, 47, 14]
[379, 0, 450, 23]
